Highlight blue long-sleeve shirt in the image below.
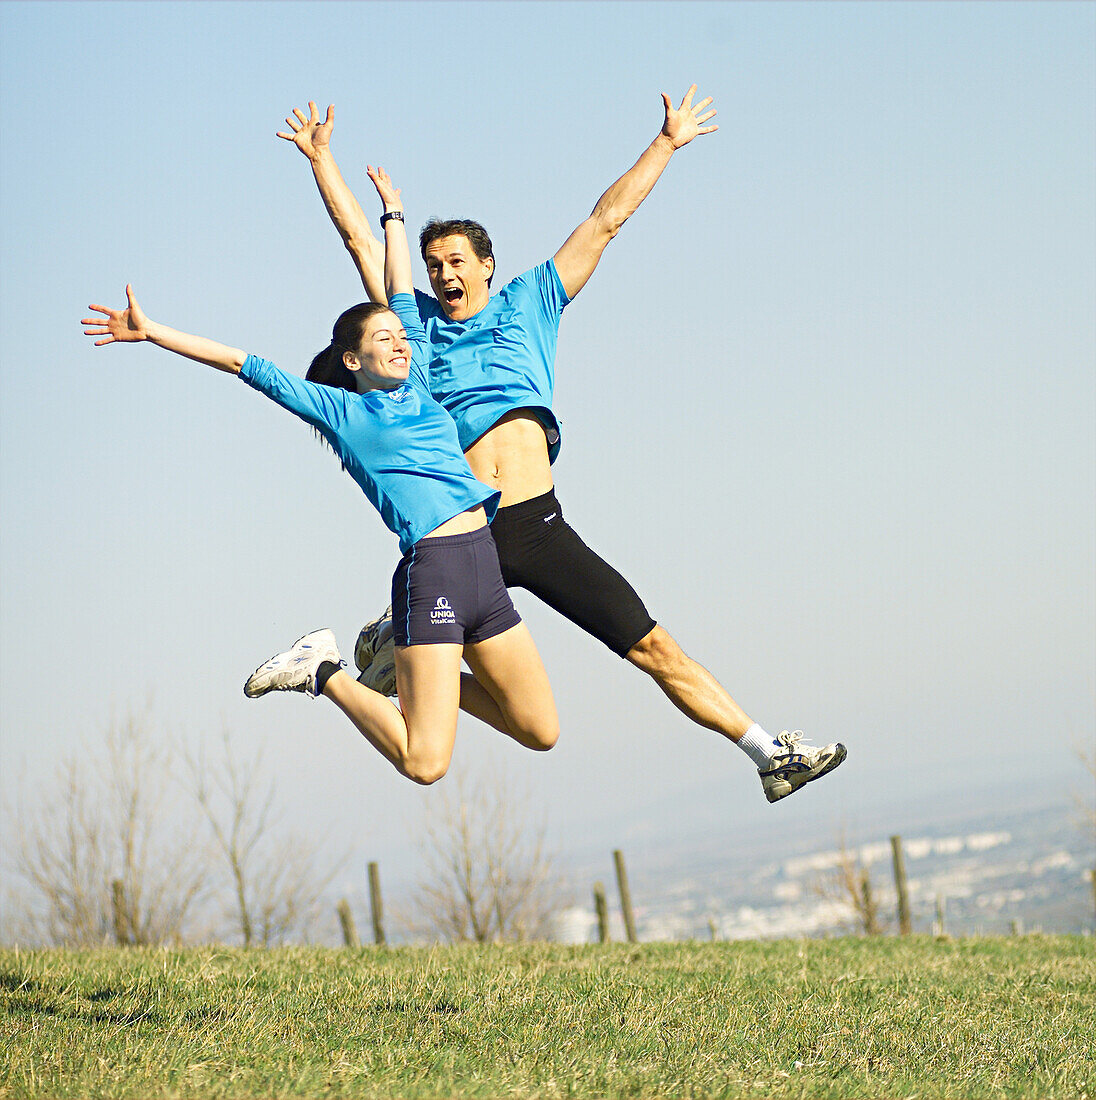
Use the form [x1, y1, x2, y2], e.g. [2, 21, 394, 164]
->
[239, 294, 498, 553]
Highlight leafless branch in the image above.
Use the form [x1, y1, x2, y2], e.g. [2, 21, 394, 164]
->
[812, 827, 889, 936]
[407, 766, 566, 943]
[183, 730, 346, 946]
[5, 710, 208, 946]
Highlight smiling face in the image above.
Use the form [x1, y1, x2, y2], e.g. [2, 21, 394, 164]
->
[343, 310, 411, 390]
[424, 234, 494, 321]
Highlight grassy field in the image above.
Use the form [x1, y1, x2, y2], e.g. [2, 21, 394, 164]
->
[2, 936, 1093, 1098]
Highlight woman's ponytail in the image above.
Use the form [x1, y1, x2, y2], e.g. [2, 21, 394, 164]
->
[306, 342, 355, 392]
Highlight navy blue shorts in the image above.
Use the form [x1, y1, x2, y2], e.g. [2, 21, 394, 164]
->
[391, 527, 522, 647]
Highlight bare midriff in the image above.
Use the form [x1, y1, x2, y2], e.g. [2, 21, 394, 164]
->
[424, 505, 489, 539]
[463, 410, 554, 508]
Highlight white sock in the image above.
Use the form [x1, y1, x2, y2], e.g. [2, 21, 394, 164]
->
[737, 723, 780, 769]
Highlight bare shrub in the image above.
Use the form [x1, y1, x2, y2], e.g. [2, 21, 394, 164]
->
[5, 710, 208, 946]
[813, 829, 889, 936]
[185, 731, 347, 947]
[407, 767, 566, 943]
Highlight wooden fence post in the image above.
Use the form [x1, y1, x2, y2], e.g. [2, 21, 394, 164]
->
[368, 861, 386, 945]
[613, 849, 637, 943]
[860, 869, 881, 935]
[593, 882, 610, 943]
[933, 894, 946, 936]
[890, 835, 911, 935]
[110, 879, 129, 946]
[337, 899, 359, 947]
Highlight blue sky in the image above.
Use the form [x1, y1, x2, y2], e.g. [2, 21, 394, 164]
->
[2, 1, 1093, 903]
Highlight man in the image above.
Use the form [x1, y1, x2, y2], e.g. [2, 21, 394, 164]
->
[277, 89, 846, 803]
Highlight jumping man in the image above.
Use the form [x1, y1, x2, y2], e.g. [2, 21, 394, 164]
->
[278, 88, 846, 803]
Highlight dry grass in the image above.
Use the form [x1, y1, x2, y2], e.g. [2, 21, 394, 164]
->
[2, 936, 1093, 1097]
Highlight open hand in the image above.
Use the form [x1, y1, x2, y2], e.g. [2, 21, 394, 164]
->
[82, 285, 149, 346]
[661, 85, 718, 149]
[366, 165, 402, 212]
[277, 101, 334, 159]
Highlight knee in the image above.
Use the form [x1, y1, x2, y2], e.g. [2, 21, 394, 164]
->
[507, 711, 559, 752]
[403, 753, 450, 786]
[528, 719, 560, 752]
[626, 625, 681, 675]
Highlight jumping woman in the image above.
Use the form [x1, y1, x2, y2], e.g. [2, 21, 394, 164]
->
[81, 166, 558, 785]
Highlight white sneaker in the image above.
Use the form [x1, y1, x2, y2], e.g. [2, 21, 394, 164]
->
[759, 731, 846, 803]
[355, 605, 393, 671]
[355, 606, 398, 696]
[357, 649, 397, 696]
[244, 629, 343, 699]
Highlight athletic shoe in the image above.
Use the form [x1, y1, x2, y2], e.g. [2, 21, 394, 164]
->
[354, 605, 394, 671]
[356, 633, 396, 690]
[355, 605, 398, 696]
[760, 731, 847, 803]
[243, 629, 343, 699]
[357, 646, 398, 696]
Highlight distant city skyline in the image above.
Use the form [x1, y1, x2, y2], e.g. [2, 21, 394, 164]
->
[557, 767, 1092, 944]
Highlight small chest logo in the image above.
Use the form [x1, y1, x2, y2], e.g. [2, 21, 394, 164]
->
[430, 596, 456, 625]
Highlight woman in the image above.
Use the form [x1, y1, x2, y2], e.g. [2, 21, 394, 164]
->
[81, 167, 558, 785]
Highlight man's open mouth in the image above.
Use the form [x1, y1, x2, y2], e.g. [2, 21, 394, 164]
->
[443, 288, 463, 305]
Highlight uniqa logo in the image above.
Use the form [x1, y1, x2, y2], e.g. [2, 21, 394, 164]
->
[431, 596, 455, 625]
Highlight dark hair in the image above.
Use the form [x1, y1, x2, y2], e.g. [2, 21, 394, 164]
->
[306, 302, 393, 391]
[419, 218, 495, 287]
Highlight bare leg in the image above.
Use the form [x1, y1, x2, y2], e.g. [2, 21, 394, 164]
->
[321, 643, 463, 784]
[626, 624, 752, 742]
[462, 623, 559, 752]
[458, 672, 547, 749]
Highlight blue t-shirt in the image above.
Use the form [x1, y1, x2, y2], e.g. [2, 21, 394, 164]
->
[414, 259, 570, 463]
[240, 293, 498, 554]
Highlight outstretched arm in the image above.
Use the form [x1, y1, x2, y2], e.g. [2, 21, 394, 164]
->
[366, 165, 412, 300]
[552, 85, 717, 299]
[277, 102, 388, 304]
[82, 285, 247, 374]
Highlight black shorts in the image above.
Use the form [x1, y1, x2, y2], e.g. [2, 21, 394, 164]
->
[391, 527, 521, 647]
[489, 489, 656, 657]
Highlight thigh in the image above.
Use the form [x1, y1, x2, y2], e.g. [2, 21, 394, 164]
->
[501, 519, 656, 657]
[463, 623, 558, 746]
[395, 642, 464, 765]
